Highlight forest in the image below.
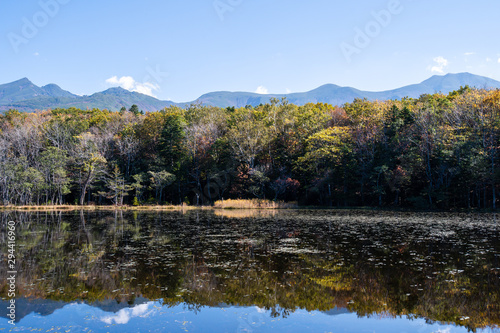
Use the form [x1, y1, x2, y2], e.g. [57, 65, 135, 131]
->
[0, 86, 499, 209]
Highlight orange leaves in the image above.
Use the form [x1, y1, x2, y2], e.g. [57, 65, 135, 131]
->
[328, 106, 349, 127]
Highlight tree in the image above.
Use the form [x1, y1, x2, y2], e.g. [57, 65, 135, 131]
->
[115, 125, 140, 177]
[482, 90, 500, 209]
[227, 108, 270, 169]
[99, 165, 132, 205]
[129, 104, 140, 115]
[131, 173, 147, 202]
[184, 105, 227, 203]
[148, 170, 176, 203]
[248, 167, 269, 199]
[158, 111, 187, 174]
[73, 132, 107, 205]
[412, 94, 453, 208]
[271, 177, 300, 201]
[295, 126, 353, 205]
[19, 167, 44, 205]
[39, 147, 70, 205]
[52, 167, 71, 205]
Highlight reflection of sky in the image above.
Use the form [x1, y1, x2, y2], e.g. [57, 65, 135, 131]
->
[0, 301, 482, 333]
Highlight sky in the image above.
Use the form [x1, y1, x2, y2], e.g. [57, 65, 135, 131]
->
[1, 0, 499, 102]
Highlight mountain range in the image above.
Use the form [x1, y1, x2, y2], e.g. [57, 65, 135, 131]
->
[1, 72, 500, 112]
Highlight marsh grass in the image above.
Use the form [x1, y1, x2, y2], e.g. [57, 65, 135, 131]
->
[213, 199, 297, 209]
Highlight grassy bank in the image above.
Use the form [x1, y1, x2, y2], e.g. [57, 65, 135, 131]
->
[0, 202, 496, 213]
[0, 199, 298, 211]
[0, 204, 196, 211]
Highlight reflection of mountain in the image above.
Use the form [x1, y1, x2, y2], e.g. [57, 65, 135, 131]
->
[0, 210, 498, 331]
[322, 307, 351, 316]
[0, 297, 150, 322]
[0, 298, 66, 322]
[92, 297, 150, 313]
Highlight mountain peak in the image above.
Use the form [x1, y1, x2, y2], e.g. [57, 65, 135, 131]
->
[14, 77, 34, 85]
[420, 72, 499, 91]
[96, 87, 139, 97]
[42, 83, 60, 89]
[41, 83, 76, 98]
[106, 86, 127, 91]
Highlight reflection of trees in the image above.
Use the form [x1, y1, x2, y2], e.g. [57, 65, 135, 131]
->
[299, 213, 500, 330]
[0, 210, 498, 331]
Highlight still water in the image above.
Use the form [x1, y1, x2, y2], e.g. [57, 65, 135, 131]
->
[0, 209, 499, 332]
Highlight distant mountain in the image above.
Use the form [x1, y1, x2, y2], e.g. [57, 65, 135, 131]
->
[79, 87, 174, 111]
[0, 79, 175, 112]
[0, 78, 77, 105]
[194, 73, 500, 107]
[1, 73, 499, 112]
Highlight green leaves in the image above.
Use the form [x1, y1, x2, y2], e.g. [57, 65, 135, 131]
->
[148, 170, 176, 203]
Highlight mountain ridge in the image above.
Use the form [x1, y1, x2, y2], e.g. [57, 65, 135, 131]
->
[1, 72, 499, 112]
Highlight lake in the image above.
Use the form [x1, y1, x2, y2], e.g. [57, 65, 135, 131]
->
[0, 209, 499, 332]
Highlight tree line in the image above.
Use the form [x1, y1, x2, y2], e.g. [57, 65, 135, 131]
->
[0, 86, 499, 209]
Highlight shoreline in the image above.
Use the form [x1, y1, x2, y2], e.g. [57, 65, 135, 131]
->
[0, 205, 197, 211]
[0, 204, 497, 213]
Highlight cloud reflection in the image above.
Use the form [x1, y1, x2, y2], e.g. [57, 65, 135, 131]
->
[101, 303, 151, 325]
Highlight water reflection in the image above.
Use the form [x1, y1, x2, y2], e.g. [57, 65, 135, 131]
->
[0, 210, 498, 332]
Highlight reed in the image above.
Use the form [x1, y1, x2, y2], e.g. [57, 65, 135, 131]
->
[213, 199, 297, 209]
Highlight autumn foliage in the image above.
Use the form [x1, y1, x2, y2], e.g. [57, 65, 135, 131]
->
[1, 89, 500, 209]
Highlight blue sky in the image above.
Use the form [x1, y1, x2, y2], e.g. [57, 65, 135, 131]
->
[1, 0, 499, 102]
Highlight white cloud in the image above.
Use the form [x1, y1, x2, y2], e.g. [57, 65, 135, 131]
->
[34, 52, 39, 56]
[486, 57, 492, 62]
[106, 76, 135, 90]
[429, 56, 449, 74]
[285, 88, 292, 94]
[464, 52, 475, 56]
[255, 86, 269, 94]
[105, 76, 159, 97]
[498, 58, 500, 64]
[101, 303, 151, 325]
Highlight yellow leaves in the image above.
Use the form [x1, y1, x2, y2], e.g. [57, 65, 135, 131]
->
[88, 110, 111, 128]
[82, 153, 107, 172]
[344, 99, 385, 126]
[161, 105, 185, 118]
[89, 153, 106, 164]
[305, 126, 351, 151]
[297, 126, 353, 172]
[484, 90, 500, 115]
[485, 89, 500, 103]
